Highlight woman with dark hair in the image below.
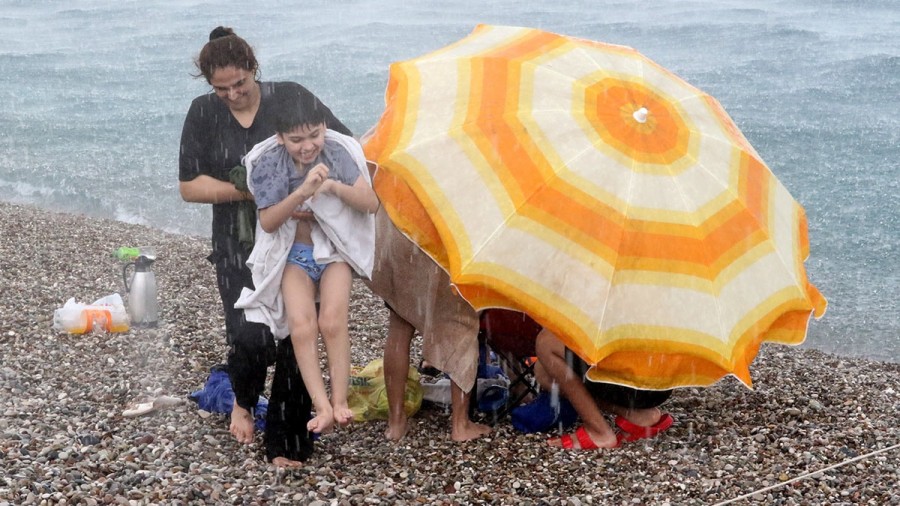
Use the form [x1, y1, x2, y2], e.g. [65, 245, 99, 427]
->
[178, 26, 352, 467]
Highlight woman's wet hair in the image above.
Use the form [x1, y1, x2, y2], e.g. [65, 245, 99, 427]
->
[193, 26, 259, 82]
[273, 91, 328, 134]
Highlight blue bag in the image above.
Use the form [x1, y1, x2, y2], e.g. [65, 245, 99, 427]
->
[510, 391, 577, 433]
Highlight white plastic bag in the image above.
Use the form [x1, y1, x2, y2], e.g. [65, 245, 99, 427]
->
[53, 293, 130, 334]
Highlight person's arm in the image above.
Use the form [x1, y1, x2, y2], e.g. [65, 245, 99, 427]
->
[258, 164, 328, 233]
[179, 175, 251, 204]
[178, 98, 251, 204]
[318, 176, 379, 214]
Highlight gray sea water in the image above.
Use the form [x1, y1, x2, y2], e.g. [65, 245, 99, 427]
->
[1, 0, 897, 363]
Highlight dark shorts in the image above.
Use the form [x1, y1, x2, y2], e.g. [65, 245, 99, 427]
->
[565, 348, 672, 410]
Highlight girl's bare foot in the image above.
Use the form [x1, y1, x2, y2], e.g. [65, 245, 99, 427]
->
[451, 420, 491, 442]
[229, 404, 255, 444]
[307, 410, 335, 434]
[333, 404, 353, 428]
[271, 456, 302, 468]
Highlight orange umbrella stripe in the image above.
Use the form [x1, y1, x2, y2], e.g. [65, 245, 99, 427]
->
[582, 328, 754, 388]
[731, 289, 816, 350]
[586, 351, 737, 390]
[446, 258, 813, 387]
[372, 170, 450, 267]
[582, 306, 815, 389]
[376, 158, 798, 290]
[587, 322, 749, 361]
[466, 33, 565, 204]
[377, 161, 796, 288]
[583, 77, 692, 164]
[571, 288, 814, 354]
[761, 309, 818, 344]
[528, 154, 782, 278]
[452, 265, 599, 340]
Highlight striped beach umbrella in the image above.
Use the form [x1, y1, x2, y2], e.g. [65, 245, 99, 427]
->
[363, 24, 826, 389]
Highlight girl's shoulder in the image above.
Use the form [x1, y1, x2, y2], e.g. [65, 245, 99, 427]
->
[321, 140, 360, 184]
[253, 145, 289, 176]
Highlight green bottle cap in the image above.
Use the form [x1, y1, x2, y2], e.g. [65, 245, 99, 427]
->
[114, 247, 141, 261]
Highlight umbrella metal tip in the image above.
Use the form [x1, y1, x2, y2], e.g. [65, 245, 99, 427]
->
[633, 107, 649, 124]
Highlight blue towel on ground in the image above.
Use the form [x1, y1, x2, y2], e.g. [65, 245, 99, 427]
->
[189, 366, 268, 432]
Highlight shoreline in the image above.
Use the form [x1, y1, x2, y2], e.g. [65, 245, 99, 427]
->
[1, 201, 898, 505]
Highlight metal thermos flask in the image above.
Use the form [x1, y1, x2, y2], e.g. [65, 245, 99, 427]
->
[123, 255, 158, 327]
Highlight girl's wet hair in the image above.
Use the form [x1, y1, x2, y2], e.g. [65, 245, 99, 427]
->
[273, 91, 327, 134]
[193, 26, 259, 82]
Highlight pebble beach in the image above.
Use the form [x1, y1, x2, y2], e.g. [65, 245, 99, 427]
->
[0, 201, 898, 505]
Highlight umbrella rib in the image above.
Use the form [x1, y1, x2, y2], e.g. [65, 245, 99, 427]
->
[663, 140, 731, 343]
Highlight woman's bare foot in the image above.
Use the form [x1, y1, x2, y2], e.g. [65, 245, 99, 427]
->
[307, 410, 335, 434]
[271, 456, 302, 468]
[229, 404, 255, 444]
[451, 420, 491, 442]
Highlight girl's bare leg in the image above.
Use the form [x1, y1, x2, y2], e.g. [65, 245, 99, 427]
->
[282, 265, 333, 434]
[317, 262, 353, 427]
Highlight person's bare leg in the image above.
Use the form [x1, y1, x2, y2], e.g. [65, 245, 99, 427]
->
[383, 308, 414, 441]
[449, 381, 491, 442]
[534, 329, 617, 449]
[282, 266, 333, 434]
[229, 403, 254, 444]
[603, 403, 663, 427]
[318, 263, 354, 428]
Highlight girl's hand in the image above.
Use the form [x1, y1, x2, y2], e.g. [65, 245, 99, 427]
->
[315, 178, 337, 196]
[296, 163, 329, 198]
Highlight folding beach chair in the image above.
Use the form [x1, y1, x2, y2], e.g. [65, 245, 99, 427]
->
[478, 309, 543, 417]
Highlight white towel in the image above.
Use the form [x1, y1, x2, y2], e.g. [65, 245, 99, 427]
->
[308, 131, 375, 279]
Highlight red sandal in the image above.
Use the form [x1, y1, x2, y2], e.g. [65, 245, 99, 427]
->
[548, 426, 606, 450]
[614, 413, 674, 444]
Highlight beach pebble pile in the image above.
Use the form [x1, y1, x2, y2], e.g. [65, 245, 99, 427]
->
[1, 202, 898, 505]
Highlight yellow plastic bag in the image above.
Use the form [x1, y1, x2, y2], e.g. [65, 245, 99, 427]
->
[348, 359, 422, 422]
